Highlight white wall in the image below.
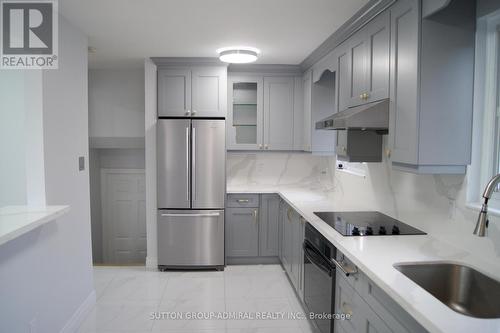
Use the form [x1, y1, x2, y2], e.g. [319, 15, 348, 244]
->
[0, 16, 94, 333]
[89, 69, 145, 138]
[0, 71, 45, 207]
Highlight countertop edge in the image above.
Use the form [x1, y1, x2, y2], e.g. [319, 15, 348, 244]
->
[0, 205, 71, 246]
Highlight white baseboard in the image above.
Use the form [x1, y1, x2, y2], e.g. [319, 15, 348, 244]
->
[146, 256, 158, 270]
[60, 290, 96, 333]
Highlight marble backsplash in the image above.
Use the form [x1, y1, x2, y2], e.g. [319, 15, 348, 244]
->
[227, 152, 336, 192]
[227, 150, 500, 264]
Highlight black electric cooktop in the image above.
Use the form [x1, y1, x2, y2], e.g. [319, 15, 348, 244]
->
[314, 211, 426, 236]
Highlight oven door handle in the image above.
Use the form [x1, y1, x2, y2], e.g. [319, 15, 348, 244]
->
[303, 240, 334, 277]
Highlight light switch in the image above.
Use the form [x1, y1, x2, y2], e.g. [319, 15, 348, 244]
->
[79, 156, 85, 171]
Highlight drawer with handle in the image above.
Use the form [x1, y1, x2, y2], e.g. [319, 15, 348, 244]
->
[227, 194, 259, 208]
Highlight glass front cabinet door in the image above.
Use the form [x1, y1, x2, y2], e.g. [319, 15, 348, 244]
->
[227, 76, 263, 150]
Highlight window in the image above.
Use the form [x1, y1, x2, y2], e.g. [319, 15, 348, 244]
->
[468, 10, 500, 211]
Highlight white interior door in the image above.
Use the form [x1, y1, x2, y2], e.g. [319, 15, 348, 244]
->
[102, 169, 146, 264]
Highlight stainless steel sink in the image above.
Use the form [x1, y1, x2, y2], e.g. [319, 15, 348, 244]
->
[394, 262, 500, 318]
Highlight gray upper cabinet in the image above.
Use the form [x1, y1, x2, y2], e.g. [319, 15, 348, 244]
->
[388, 0, 475, 174]
[226, 207, 259, 257]
[345, 11, 390, 109]
[158, 69, 192, 117]
[334, 11, 390, 112]
[348, 32, 369, 107]
[336, 42, 351, 113]
[263, 76, 295, 150]
[259, 194, 280, 257]
[302, 71, 313, 151]
[157, 65, 227, 118]
[388, 0, 420, 165]
[365, 11, 390, 103]
[227, 72, 300, 151]
[191, 67, 227, 117]
[227, 76, 264, 150]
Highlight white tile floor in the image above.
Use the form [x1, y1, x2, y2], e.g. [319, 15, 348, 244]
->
[78, 265, 316, 333]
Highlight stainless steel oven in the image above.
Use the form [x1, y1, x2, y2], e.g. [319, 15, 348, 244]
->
[303, 223, 336, 333]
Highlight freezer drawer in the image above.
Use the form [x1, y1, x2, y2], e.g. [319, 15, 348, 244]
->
[157, 209, 224, 268]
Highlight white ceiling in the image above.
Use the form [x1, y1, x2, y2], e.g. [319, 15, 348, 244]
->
[60, 0, 368, 69]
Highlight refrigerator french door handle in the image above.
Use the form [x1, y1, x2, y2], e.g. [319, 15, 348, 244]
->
[160, 212, 221, 217]
[186, 126, 190, 203]
[192, 126, 196, 201]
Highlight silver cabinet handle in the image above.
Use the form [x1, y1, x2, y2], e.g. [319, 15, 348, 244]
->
[236, 199, 250, 203]
[192, 110, 197, 115]
[192, 126, 196, 201]
[160, 212, 220, 217]
[186, 126, 190, 202]
[254, 209, 258, 223]
[185, 110, 191, 116]
[331, 257, 358, 276]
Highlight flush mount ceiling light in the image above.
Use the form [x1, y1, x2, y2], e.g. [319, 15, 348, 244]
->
[217, 47, 260, 64]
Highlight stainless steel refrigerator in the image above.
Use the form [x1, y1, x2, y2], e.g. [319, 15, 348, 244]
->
[157, 118, 225, 270]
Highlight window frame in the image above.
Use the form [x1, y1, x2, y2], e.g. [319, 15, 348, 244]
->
[467, 10, 500, 212]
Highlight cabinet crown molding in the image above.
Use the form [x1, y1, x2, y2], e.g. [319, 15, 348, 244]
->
[151, 57, 228, 67]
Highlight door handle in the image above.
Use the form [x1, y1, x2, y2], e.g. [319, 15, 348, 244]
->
[160, 212, 220, 217]
[236, 199, 250, 203]
[331, 257, 358, 277]
[254, 209, 258, 223]
[186, 126, 190, 202]
[192, 126, 196, 201]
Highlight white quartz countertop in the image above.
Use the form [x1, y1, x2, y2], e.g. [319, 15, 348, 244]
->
[0, 205, 70, 246]
[227, 185, 500, 333]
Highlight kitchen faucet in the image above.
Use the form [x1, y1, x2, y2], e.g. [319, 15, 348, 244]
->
[474, 173, 500, 237]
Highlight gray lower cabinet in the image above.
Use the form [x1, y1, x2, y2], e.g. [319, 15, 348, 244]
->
[335, 251, 427, 333]
[336, 274, 391, 333]
[291, 211, 305, 295]
[225, 207, 259, 257]
[226, 194, 280, 262]
[279, 201, 305, 299]
[281, 203, 293, 273]
[259, 194, 280, 256]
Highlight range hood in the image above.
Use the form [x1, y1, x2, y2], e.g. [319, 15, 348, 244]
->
[316, 98, 389, 132]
